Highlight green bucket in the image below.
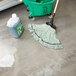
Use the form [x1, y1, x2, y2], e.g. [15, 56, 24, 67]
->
[37, 0, 51, 3]
[28, 0, 55, 17]
[23, 0, 36, 5]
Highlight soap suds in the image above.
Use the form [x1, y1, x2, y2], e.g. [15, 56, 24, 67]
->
[0, 39, 17, 67]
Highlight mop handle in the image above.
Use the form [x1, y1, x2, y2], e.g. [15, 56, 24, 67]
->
[53, 0, 59, 14]
[46, 0, 59, 29]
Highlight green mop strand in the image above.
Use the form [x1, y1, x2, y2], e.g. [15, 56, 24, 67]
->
[28, 24, 63, 49]
[28, 0, 63, 49]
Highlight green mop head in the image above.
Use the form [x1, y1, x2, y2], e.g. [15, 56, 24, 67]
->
[28, 24, 63, 49]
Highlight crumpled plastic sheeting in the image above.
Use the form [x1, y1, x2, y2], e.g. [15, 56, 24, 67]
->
[0, 39, 17, 67]
[28, 24, 63, 49]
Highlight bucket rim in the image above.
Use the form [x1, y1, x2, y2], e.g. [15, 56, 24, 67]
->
[29, 0, 55, 4]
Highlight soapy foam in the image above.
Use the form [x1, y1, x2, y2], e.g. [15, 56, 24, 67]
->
[0, 39, 17, 67]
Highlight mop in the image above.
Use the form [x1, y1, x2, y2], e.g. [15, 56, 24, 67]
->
[28, 0, 63, 49]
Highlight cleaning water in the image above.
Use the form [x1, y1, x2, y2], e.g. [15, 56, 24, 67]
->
[7, 13, 24, 38]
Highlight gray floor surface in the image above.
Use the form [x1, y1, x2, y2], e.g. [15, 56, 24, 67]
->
[0, 0, 76, 76]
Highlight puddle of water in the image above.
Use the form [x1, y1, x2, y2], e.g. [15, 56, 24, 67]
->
[0, 38, 17, 67]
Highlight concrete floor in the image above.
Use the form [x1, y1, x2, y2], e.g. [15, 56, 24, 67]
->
[0, 0, 76, 76]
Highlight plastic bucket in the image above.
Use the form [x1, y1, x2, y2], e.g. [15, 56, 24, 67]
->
[23, 0, 36, 5]
[37, 0, 51, 3]
[28, 0, 55, 17]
